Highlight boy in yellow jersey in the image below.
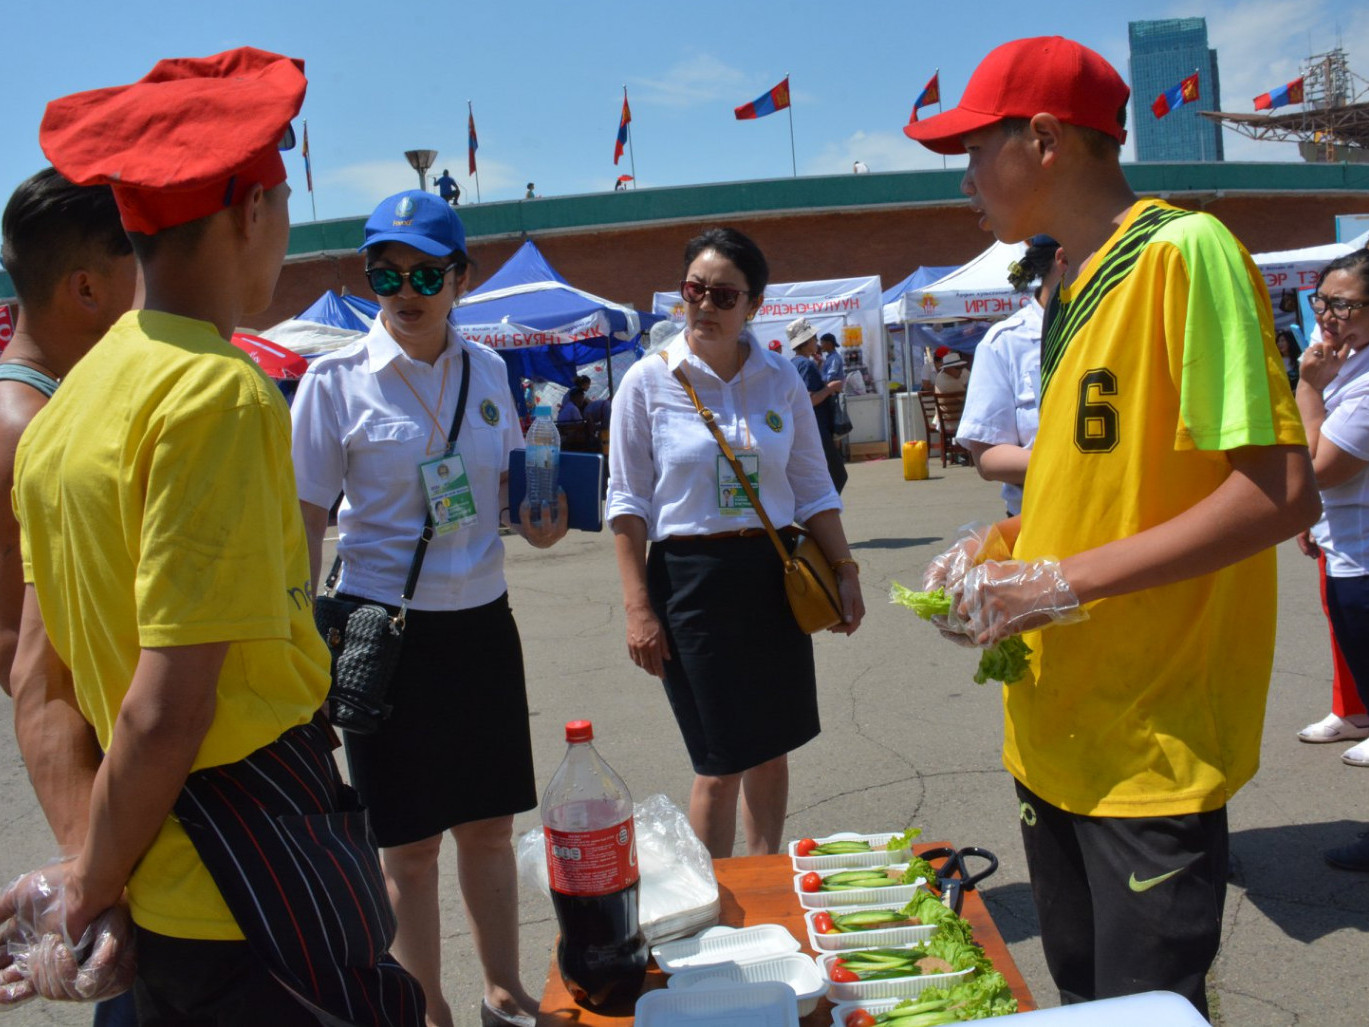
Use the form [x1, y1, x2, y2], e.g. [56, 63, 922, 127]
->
[907, 37, 1320, 1016]
[4, 49, 423, 1023]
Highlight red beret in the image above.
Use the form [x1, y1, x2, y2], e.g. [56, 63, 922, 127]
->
[40, 47, 306, 234]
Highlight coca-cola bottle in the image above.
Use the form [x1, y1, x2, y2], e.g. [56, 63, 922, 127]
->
[542, 720, 648, 1008]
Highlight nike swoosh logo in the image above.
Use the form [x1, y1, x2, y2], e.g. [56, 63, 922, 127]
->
[1128, 868, 1184, 893]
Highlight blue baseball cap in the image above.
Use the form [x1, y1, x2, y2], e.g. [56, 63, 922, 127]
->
[359, 190, 466, 257]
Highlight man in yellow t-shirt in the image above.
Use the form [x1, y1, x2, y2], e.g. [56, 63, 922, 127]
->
[907, 38, 1319, 1016]
[4, 49, 422, 1023]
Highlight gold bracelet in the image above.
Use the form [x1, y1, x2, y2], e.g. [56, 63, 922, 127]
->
[831, 558, 860, 574]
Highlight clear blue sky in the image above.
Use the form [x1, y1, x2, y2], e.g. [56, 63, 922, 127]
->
[1, 0, 1363, 229]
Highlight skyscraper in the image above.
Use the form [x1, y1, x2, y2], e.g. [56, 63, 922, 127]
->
[1129, 18, 1224, 162]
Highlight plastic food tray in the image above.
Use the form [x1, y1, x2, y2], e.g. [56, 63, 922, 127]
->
[830, 996, 930, 1027]
[668, 953, 826, 1017]
[652, 924, 800, 974]
[794, 865, 925, 910]
[788, 832, 912, 872]
[804, 903, 937, 953]
[635, 980, 800, 1026]
[818, 951, 973, 1002]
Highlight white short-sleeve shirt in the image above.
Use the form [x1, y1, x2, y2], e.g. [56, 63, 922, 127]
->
[291, 319, 522, 610]
[955, 300, 1044, 515]
[605, 332, 840, 541]
[1310, 343, 1369, 577]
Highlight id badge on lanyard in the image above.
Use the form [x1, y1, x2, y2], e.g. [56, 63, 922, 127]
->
[717, 452, 759, 515]
[419, 451, 478, 533]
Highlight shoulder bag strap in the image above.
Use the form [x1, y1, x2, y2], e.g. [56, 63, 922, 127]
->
[324, 347, 472, 623]
[665, 354, 794, 568]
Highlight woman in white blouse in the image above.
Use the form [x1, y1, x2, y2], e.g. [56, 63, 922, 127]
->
[291, 191, 565, 1027]
[606, 227, 864, 858]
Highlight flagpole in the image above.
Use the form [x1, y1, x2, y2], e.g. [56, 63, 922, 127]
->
[625, 85, 637, 188]
[468, 100, 481, 204]
[785, 73, 796, 177]
[303, 118, 317, 221]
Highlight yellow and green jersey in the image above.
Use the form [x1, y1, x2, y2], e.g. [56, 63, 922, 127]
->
[1007, 200, 1305, 817]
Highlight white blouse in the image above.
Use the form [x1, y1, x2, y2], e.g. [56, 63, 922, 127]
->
[1310, 343, 1369, 578]
[606, 332, 841, 541]
[291, 319, 522, 611]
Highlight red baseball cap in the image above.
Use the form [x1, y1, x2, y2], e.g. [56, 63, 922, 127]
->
[40, 47, 306, 234]
[904, 36, 1129, 155]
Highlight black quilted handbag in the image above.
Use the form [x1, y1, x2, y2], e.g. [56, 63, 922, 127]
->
[314, 590, 406, 735]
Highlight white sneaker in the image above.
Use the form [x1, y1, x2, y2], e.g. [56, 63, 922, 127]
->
[1298, 712, 1369, 743]
[1343, 738, 1369, 767]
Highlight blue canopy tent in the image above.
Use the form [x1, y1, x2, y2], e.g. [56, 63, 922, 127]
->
[454, 241, 662, 415]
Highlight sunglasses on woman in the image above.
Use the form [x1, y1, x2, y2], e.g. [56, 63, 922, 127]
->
[679, 279, 750, 310]
[366, 263, 456, 297]
[1310, 293, 1368, 320]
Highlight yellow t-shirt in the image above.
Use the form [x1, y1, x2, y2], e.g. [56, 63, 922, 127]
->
[15, 310, 330, 939]
[1009, 200, 1306, 818]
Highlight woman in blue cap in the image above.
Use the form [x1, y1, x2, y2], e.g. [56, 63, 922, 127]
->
[291, 190, 566, 1027]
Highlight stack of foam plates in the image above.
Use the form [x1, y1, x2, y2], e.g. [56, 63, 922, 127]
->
[652, 925, 800, 974]
[635, 981, 799, 1026]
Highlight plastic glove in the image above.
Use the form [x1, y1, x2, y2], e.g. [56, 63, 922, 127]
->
[922, 522, 1013, 645]
[959, 558, 1088, 645]
[0, 864, 135, 1004]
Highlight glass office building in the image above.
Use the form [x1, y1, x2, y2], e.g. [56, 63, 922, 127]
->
[1129, 18, 1224, 162]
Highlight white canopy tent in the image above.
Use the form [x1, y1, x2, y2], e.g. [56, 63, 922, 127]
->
[1252, 229, 1369, 293]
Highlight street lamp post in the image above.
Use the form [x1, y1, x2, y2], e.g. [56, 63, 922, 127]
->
[404, 149, 438, 192]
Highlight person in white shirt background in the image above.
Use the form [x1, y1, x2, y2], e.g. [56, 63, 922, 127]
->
[606, 226, 864, 859]
[956, 235, 1066, 515]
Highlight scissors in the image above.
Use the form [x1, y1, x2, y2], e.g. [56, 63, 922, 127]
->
[918, 845, 998, 915]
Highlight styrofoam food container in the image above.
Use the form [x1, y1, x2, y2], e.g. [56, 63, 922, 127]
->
[831, 996, 933, 1026]
[668, 952, 826, 1017]
[818, 951, 972, 1002]
[789, 832, 914, 872]
[652, 924, 799, 974]
[794, 865, 926, 909]
[804, 903, 937, 953]
[635, 980, 800, 1026]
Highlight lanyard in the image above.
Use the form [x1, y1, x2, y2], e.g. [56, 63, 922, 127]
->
[392, 358, 451, 455]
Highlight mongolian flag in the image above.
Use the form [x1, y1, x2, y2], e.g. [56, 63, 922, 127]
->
[614, 91, 631, 165]
[734, 77, 791, 120]
[301, 122, 313, 193]
[1255, 77, 1305, 111]
[468, 108, 478, 175]
[1151, 72, 1200, 119]
[909, 71, 940, 122]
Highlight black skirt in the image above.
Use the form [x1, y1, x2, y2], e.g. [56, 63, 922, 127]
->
[647, 535, 819, 776]
[340, 593, 537, 847]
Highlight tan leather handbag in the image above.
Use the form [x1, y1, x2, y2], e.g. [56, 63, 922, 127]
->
[670, 361, 844, 633]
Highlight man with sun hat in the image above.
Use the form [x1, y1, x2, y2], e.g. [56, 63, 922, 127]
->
[5, 47, 423, 1023]
[908, 36, 1318, 1015]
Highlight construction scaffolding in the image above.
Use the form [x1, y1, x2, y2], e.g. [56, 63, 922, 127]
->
[1201, 48, 1369, 163]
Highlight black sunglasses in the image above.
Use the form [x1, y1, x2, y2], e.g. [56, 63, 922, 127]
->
[1310, 293, 1368, 320]
[366, 263, 456, 297]
[680, 279, 750, 310]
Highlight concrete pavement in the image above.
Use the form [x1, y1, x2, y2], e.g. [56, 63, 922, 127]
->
[2, 457, 1366, 1025]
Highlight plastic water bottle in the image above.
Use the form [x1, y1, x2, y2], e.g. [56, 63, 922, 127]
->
[542, 720, 647, 1009]
[524, 404, 560, 525]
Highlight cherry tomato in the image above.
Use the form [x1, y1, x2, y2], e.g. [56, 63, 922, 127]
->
[796, 838, 818, 857]
[812, 911, 836, 934]
[800, 871, 823, 892]
[829, 965, 861, 983]
[845, 1011, 878, 1027]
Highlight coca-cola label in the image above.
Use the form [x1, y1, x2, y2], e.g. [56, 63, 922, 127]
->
[545, 817, 639, 896]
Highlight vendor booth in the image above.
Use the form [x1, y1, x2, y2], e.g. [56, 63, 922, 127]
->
[654, 275, 887, 448]
[458, 241, 655, 414]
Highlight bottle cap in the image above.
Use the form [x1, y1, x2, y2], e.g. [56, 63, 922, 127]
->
[534, 405, 552, 418]
[565, 719, 593, 743]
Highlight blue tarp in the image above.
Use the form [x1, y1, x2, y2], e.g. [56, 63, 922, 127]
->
[296, 291, 377, 332]
[881, 265, 957, 307]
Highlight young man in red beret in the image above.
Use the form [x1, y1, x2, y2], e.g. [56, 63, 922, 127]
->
[908, 37, 1319, 1015]
[5, 49, 423, 1024]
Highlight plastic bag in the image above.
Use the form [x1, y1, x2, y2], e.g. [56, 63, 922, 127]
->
[518, 793, 719, 944]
